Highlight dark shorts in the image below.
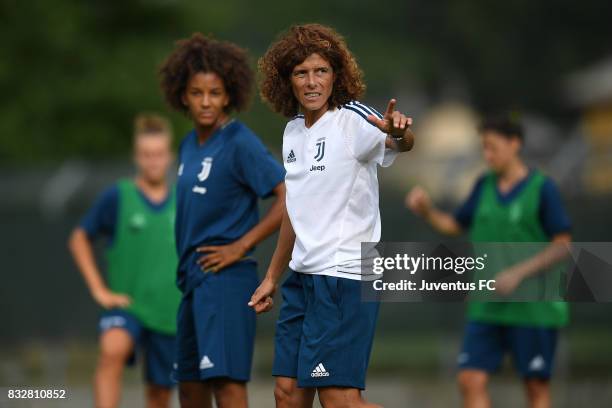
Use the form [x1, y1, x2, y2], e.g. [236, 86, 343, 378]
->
[458, 321, 559, 380]
[174, 261, 258, 383]
[98, 309, 176, 387]
[272, 271, 379, 390]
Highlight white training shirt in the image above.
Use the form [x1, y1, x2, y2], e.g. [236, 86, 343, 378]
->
[283, 101, 398, 280]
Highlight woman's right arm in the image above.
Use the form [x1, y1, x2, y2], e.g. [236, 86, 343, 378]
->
[68, 228, 131, 308]
[248, 206, 295, 313]
[406, 186, 463, 236]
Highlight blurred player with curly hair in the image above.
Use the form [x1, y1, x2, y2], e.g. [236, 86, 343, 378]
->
[159, 33, 286, 408]
[249, 24, 415, 408]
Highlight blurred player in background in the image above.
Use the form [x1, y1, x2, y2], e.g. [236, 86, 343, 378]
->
[249, 24, 414, 408]
[159, 33, 285, 408]
[406, 114, 572, 408]
[68, 113, 180, 408]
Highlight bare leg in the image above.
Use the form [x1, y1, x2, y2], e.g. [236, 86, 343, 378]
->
[318, 387, 381, 408]
[457, 369, 491, 408]
[274, 376, 316, 408]
[211, 378, 248, 408]
[145, 384, 172, 408]
[178, 381, 212, 408]
[94, 328, 134, 408]
[525, 378, 551, 408]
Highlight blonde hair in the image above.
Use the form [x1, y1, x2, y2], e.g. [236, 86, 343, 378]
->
[133, 113, 173, 141]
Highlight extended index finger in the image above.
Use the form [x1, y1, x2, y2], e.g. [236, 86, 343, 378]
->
[384, 98, 397, 117]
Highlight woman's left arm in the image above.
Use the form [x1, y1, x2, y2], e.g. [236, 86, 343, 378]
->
[196, 182, 286, 272]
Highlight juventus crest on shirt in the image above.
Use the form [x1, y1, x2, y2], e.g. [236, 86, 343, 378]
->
[282, 101, 398, 280]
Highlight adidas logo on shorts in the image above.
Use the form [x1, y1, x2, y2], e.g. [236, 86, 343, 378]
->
[528, 355, 545, 371]
[311, 363, 330, 378]
[199, 355, 214, 370]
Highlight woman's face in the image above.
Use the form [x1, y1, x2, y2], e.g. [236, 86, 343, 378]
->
[481, 131, 521, 173]
[133, 133, 173, 184]
[182, 71, 229, 128]
[290, 53, 335, 115]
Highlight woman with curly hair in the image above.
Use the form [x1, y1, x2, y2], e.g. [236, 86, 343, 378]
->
[159, 33, 285, 408]
[249, 24, 415, 408]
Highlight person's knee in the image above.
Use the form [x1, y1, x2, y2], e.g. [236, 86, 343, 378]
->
[318, 390, 346, 408]
[146, 385, 172, 408]
[317, 387, 380, 408]
[211, 380, 246, 408]
[273, 381, 293, 404]
[525, 378, 549, 399]
[98, 344, 129, 365]
[458, 370, 489, 394]
[178, 382, 205, 408]
[98, 330, 132, 367]
[274, 378, 298, 405]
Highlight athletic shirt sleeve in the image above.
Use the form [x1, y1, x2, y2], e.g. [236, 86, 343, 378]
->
[233, 130, 285, 198]
[539, 178, 572, 237]
[177, 136, 187, 172]
[79, 184, 119, 244]
[342, 102, 398, 167]
[454, 174, 487, 229]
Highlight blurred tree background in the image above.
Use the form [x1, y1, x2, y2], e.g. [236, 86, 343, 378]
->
[2, 0, 612, 163]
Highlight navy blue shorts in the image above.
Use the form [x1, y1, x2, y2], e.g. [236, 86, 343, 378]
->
[98, 309, 176, 387]
[175, 261, 258, 383]
[457, 321, 559, 380]
[273, 271, 379, 390]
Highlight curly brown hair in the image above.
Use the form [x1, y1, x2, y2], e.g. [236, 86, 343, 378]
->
[258, 24, 366, 118]
[159, 33, 253, 114]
